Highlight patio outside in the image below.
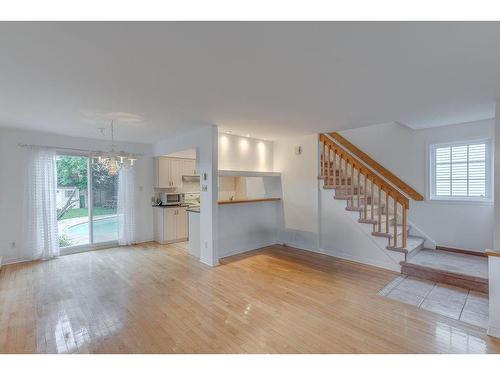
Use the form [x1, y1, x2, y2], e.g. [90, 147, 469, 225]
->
[56, 155, 118, 247]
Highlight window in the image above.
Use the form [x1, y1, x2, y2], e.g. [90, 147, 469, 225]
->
[429, 140, 492, 202]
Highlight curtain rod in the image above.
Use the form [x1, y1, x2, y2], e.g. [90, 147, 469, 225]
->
[17, 143, 144, 156]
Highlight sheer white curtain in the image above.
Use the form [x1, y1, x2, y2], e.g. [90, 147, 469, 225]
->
[23, 149, 60, 260]
[117, 166, 136, 245]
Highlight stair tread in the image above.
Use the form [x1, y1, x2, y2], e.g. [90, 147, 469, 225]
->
[386, 236, 424, 253]
[403, 248, 488, 279]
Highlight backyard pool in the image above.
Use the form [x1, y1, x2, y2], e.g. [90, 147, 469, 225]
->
[65, 216, 118, 243]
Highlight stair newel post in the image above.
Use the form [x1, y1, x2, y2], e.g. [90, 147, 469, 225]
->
[370, 176, 374, 221]
[378, 186, 382, 233]
[393, 198, 398, 248]
[385, 191, 390, 234]
[402, 204, 407, 249]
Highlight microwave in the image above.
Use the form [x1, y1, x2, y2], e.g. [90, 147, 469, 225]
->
[160, 193, 185, 206]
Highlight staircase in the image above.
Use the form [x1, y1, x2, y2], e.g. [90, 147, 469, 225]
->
[319, 132, 488, 292]
[319, 133, 426, 262]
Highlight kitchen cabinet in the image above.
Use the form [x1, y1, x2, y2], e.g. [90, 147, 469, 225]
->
[170, 158, 182, 188]
[155, 157, 195, 188]
[181, 159, 196, 176]
[156, 158, 170, 188]
[188, 210, 200, 257]
[153, 206, 188, 244]
[175, 207, 188, 239]
[155, 156, 196, 189]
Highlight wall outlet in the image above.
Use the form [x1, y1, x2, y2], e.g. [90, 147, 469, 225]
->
[202, 185, 208, 192]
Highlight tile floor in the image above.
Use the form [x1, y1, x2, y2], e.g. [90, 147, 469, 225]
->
[379, 275, 490, 329]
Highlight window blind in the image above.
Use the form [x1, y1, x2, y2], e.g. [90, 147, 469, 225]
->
[433, 142, 487, 198]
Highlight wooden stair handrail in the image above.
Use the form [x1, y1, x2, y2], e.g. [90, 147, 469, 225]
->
[320, 135, 409, 207]
[319, 133, 421, 251]
[327, 132, 424, 201]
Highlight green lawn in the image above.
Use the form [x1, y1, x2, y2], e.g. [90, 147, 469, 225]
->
[60, 207, 116, 220]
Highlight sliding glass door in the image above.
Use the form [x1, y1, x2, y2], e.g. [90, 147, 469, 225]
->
[56, 153, 118, 251]
[56, 154, 90, 248]
[91, 159, 118, 244]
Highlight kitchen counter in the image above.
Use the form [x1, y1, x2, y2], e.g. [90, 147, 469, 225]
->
[187, 206, 200, 213]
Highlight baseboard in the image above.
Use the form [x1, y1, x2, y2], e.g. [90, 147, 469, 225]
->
[136, 238, 155, 244]
[2, 256, 33, 266]
[281, 241, 319, 254]
[487, 325, 500, 339]
[317, 247, 401, 273]
[282, 243, 400, 273]
[278, 228, 319, 253]
[218, 241, 278, 260]
[200, 256, 219, 267]
[436, 246, 487, 257]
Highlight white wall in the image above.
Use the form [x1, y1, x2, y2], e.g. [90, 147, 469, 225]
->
[495, 100, 500, 251]
[274, 134, 319, 250]
[0, 126, 154, 264]
[215, 133, 283, 258]
[154, 125, 219, 266]
[339, 120, 494, 252]
[218, 201, 282, 258]
[218, 133, 274, 172]
[319, 188, 404, 271]
[489, 100, 500, 338]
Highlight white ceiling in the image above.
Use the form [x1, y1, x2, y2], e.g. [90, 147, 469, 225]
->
[1, 22, 500, 143]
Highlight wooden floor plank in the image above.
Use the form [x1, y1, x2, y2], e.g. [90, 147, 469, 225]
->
[0, 242, 499, 353]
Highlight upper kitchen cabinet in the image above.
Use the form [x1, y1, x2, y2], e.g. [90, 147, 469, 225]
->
[154, 157, 196, 189]
[170, 158, 182, 188]
[181, 159, 196, 176]
[155, 157, 170, 188]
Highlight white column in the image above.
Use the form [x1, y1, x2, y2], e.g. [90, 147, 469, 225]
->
[199, 125, 219, 266]
[489, 99, 500, 338]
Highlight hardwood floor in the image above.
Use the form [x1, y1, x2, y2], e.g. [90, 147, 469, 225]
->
[0, 242, 499, 353]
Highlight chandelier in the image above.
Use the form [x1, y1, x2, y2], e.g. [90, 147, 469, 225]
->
[92, 120, 138, 176]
